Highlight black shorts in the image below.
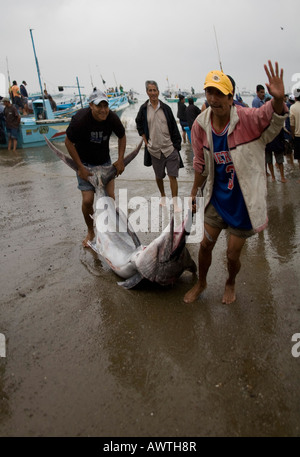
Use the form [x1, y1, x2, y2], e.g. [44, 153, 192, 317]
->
[294, 137, 300, 160]
[14, 97, 24, 109]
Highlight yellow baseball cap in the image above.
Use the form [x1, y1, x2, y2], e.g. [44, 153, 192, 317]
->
[204, 70, 233, 95]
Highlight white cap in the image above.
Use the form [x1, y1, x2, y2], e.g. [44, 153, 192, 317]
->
[88, 89, 109, 105]
[293, 87, 300, 99]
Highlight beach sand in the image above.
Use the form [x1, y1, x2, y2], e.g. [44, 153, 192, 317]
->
[0, 136, 300, 437]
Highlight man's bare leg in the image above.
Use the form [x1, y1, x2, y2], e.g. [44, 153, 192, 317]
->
[222, 234, 246, 304]
[278, 163, 287, 182]
[81, 190, 95, 247]
[267, 163, 276, 181]
[156, 177, 167, 205]
[184, 224, 221, 303]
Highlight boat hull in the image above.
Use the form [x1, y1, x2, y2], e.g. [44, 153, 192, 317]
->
[0, 117, 70, 149]
[165, 97, 197, 103]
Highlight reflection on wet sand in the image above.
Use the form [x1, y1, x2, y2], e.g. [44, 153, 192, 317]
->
[0, 118, 300, 436]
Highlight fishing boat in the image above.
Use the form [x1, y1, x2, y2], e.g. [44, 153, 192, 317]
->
[53, 92, 129, 119]
[18, 98, 71, 148]
[0, 98, 70, 149]
[165, 96, 197, 103]
[163, 88, 197, 103]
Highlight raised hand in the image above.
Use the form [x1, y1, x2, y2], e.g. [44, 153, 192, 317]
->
[264, 60, 284, 100]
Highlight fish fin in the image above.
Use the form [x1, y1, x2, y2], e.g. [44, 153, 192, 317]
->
[101, 140, 143, 186]
[87, 240, 98, 253]
[44, 135, 78, 172]
[117, 272, 144, 289]
[116, 207, 141, 248]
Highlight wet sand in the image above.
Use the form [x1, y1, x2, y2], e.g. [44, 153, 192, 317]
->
[0, 134, 300, 437]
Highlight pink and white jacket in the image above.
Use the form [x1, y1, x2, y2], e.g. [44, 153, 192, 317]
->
[192, 101, 288, 232]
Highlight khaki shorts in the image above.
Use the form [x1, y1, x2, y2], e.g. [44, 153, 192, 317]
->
[151, 149, 180, 179]
[204, 203, 255, 239]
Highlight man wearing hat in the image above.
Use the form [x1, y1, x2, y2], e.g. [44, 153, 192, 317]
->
[177, 94, 188, 143]
[184, 60, 288, 305]
[20, 81, 29, 115]
[2, 97, 21, 152]
[65, 89, 126, 247]
[289, 87, 300, 178]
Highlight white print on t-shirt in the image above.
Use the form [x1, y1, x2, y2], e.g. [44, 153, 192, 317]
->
[90, 131, 108, 143]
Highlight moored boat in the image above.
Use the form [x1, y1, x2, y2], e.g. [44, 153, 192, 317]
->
[0, 98, 71, 149]
[165, 96, 197, 103]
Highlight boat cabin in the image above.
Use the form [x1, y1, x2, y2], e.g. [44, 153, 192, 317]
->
[32, 98, 55, 121]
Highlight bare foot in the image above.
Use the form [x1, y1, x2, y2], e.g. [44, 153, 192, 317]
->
[172, 197, 182, 213]
[280, 177, 287, 183]
[160, 196, 167, 207]
[82, 230, 95, 248]
[184, 281, 207, 304]
[271, 176, 276, 182]
[222, 282, 236, 305]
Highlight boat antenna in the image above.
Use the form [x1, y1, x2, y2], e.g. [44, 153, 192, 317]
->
[213, 25, 223, 72]
[88, 65, 94, 90]
[6, 56, 11, 98]
[29, 28, 46, 116]
[100, 74, 107, 91]
[113, 72, 118, 91]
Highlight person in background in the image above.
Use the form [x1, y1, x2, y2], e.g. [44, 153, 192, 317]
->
[252, 84, 265, 108]
[289, 87, 300, 182]
[65, 89, 126, 247]
[177, 94, 188, 143]
[252, 84, 270, 177]
[186, 97, 201, 132]
[265, 128, 287, 182]
[10, 80, 24, 114]
[44, 90, 57, 111]
[2, 97, 21, 152]
[283, 94, 295, 165]
[20, 81, 29, 115]
[135, 80, 183, 209]
[184, 61, 288, 305]
[0, 97, 6, 145]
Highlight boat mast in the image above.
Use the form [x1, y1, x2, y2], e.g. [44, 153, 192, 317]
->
[29, 28, 46, 116]
[6, 56, 11, 98]
[213, 25, 223, 72]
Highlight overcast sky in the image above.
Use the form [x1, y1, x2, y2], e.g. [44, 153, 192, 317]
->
[1, 0, 300, 98]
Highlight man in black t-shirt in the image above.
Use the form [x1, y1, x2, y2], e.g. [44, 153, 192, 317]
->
[65, 89, 126, 247]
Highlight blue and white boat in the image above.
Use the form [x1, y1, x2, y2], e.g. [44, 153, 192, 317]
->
[17, 98, 71, 148]
[53, 92, 130, 119]
[0, 30, 130, 149]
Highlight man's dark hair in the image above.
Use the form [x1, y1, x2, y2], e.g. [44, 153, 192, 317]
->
[226, 75, 236, 95]
[256, 84, 265, 92]
[145, 80, 159, 91]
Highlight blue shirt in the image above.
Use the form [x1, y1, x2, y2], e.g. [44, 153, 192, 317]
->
[252, 96, 264, 108]
[210, 122, 252, 230]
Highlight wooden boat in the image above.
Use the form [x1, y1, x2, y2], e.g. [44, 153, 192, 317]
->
[18, 98, 70, 147]
[165, 96, 197, 103]
[0, 98, 71, 149]
[54, 93, 130, 119]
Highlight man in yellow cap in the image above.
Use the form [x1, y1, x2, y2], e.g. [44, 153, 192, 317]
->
[184, 61, 288, 305]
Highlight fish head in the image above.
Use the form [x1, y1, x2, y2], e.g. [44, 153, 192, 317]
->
[133, 211, 196, 285]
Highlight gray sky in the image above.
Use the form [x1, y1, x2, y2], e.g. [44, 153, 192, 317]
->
[1, 0, 300, 97]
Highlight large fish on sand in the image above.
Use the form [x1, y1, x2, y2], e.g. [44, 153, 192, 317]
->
[44, 136, 196, 289]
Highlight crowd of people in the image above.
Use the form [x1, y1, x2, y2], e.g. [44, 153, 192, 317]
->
[1, 63, 300, 305]
[63, 60, 299, 306]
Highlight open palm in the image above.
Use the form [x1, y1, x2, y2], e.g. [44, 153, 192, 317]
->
[264, 60, 284, 99]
